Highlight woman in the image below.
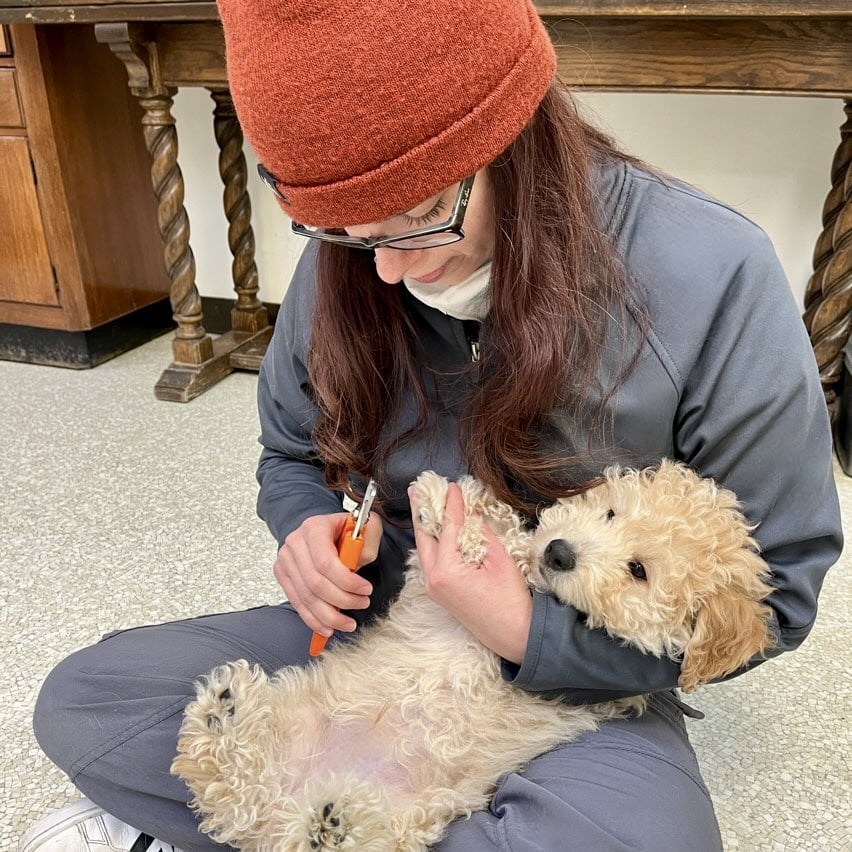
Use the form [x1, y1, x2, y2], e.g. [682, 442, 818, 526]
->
[24, 1, 842, 850]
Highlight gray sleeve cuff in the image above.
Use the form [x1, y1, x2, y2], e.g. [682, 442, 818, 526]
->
[502, 591, 683, 703]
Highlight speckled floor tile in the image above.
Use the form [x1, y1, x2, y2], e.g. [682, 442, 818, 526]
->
[2, 334, 850, 851]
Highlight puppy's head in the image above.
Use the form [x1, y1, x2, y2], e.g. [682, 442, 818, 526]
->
[530, 460, 776, 692]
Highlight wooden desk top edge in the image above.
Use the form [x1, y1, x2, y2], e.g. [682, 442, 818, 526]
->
[1, 1, 851, 26]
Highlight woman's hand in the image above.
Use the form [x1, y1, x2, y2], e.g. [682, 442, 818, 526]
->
[411, 483, 533, 664]
[273, 511, 383, 637]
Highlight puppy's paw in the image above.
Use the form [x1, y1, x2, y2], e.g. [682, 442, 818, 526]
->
[502, 528, 537, 580]
[299, 779, 396, 852]
[308, 801, 346, 850]
[205, 687, 235, 733]
[412, 471, 449, 538]
[456, 477, 534, 570]
[191, 660, 266, 734]
[172, 661, 283, 849]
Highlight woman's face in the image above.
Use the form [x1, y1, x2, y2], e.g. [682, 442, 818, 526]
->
[344, 168, 495, 286]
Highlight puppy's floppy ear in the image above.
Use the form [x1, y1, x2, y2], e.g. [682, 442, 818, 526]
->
[679, 550, 776, 693]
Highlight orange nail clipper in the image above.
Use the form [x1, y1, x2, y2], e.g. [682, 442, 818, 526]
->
[309, 478, 378, 656]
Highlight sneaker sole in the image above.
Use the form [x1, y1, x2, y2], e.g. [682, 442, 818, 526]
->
[19, 798, 104, 852]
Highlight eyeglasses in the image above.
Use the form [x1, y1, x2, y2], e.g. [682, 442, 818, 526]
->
[257, 163, 474, 251]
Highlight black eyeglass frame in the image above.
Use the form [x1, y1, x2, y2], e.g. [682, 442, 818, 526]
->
[257, 163, 475, 251]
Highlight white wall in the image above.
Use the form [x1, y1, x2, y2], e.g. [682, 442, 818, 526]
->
[172, 89, 843, 309]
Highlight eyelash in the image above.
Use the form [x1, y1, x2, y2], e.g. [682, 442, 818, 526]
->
[402, 199, 447, 228]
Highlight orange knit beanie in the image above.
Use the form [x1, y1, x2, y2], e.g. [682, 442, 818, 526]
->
[217, 0, 556, 228]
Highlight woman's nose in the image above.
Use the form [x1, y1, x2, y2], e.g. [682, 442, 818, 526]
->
[373, 247, 419, 284]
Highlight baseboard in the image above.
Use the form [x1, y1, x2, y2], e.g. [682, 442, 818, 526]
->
[0, 297, 281, 370]
[0, 298, 175, 369]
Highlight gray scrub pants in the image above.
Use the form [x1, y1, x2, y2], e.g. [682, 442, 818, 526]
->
[33, 604, 723, 852]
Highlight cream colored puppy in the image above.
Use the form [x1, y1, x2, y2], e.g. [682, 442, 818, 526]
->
[172, 461, 774, 851]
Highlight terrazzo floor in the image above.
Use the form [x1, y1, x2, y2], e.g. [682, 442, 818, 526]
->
[2, 333, 850, 851]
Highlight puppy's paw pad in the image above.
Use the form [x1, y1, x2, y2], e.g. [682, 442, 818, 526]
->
[308, 801, 346, 849]
[195, 664, 248, 731]
[205, 685, 237, 731]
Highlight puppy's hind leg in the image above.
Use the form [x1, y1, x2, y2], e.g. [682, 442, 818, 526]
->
[392, 786, 489, 852]
[172, 661, 278, 848]
[295, 776, 402, 852]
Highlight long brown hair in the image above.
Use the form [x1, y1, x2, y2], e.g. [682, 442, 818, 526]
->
[307, 80, 649, 513]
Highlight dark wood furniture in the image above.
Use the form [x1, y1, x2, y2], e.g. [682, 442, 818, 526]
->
[0, 21, 171, 366]
[0, 1, 849, 416]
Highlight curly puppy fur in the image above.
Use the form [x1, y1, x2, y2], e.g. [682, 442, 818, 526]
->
[172, 461, 775, 851]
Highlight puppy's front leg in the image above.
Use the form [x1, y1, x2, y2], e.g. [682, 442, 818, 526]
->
[412, 470, 450, 539]
[413, 472, 526, 568]
[413, 471, 490, 567]
[456, 477, 534, 576]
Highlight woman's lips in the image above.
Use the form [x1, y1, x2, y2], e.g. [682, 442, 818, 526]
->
[411, 262, 450, 284]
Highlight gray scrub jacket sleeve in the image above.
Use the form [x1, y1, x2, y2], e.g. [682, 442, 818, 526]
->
[255, 245, 417, 623]
[255, 244, 344, 545]
[507, 188, 843, 703]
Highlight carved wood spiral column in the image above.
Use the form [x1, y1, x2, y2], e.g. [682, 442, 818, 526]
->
[803, 99, 852, 421]
[96, 22, 222, 401]
[139, 90, 213, 364]
[209, 89, 268, 333]
[96, 22, 274, 400]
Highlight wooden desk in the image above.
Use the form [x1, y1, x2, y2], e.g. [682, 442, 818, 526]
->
[0, 2, 849, 416]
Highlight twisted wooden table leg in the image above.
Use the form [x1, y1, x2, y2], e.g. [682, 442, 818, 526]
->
[97, 23, 270, 399]
[803, 99, 852, 421]
[210, 89, 268, 334]
[138, 90, 213, 366]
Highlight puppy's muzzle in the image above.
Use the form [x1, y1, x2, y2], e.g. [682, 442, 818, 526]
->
[543, 540, 577, 572]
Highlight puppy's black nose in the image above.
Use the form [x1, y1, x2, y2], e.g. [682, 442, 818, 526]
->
[544, 539, 576, 572]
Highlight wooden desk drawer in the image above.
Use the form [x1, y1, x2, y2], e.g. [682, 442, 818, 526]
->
[0, 26, 9, 56]
[0, 69, 23, 126]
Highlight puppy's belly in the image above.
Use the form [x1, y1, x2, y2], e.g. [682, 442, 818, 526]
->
[308, 719, 415, 793]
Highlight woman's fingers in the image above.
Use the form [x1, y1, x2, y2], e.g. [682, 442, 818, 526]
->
[273, 512, 375, 635]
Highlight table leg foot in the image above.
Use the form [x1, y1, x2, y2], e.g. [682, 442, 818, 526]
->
[154, 326, 273, 401]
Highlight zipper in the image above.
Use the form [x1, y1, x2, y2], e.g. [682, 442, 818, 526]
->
[463, 320, 480, 363]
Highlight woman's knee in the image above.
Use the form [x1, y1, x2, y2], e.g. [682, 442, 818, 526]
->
[32, 606, 310, 780]
[32, 635, 194, 781]
[34, 646, 100, 771]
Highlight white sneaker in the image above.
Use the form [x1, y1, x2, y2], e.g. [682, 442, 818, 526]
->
[19, 798, 183, 852]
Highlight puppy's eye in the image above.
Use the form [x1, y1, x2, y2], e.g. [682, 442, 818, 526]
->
[606, 509, 615, 521]
[628, 561, 647, 581]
